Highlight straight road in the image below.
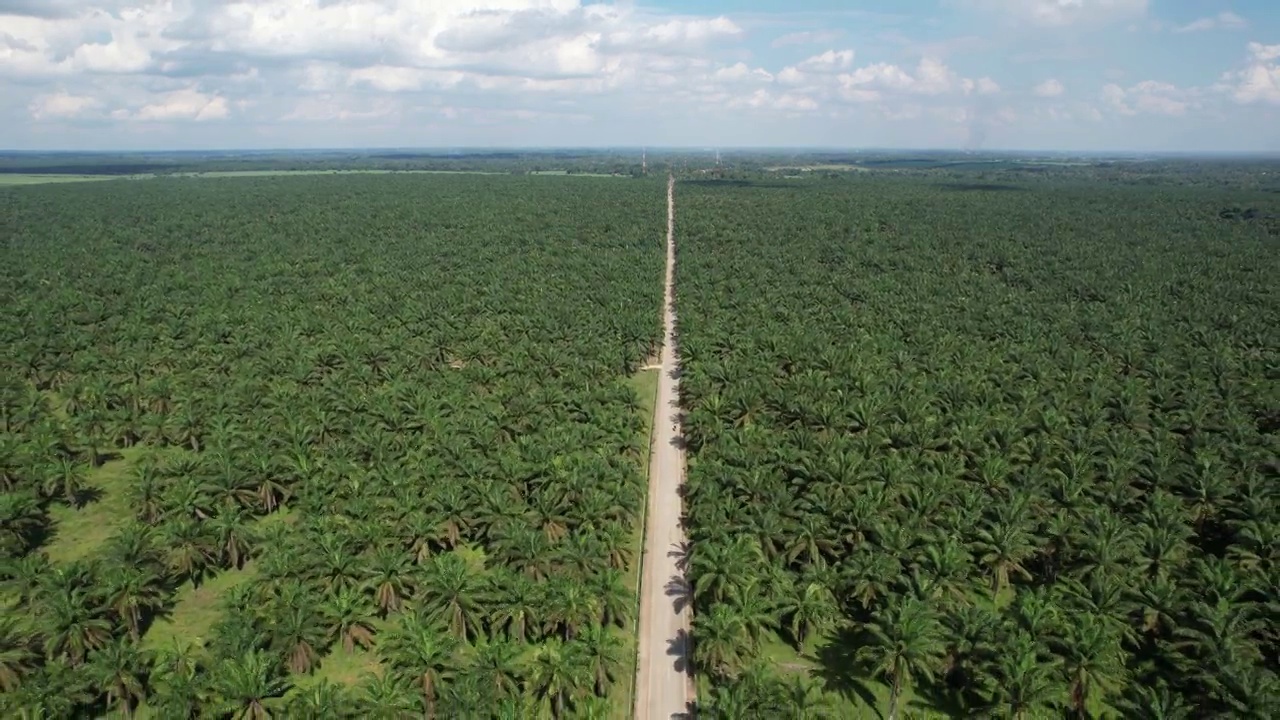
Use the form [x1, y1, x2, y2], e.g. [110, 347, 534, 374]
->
[634, 174, 695, 719]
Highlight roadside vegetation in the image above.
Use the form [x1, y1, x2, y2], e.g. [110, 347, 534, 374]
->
[674, 174, 1279, 718]
[0, 173, 664, 717]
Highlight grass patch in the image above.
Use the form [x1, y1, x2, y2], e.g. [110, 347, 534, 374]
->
[142, 563, 258, 653]
[0, 174, 126, 186]
[141, 511, 293, 653]
[43, 447, 146, 564]
[615, 367, 660, 719]
[304, 646, 384, 688]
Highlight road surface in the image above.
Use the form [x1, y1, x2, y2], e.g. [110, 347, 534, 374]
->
[634, 174, 695, 719]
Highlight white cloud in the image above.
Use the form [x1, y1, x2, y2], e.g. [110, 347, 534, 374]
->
[135, 89, 229, 121]
[2, 0, 1273, 150]
[797, 49, 856, 73]
[1216, 42, 1280, 105]
[1248, 42, 1280, 63]
[711, 62, 773, 84]
[1102, 80, 1196, 116]
[771, 30, 845, 48]
[728, 89, 819, 113]
[1033, 78, 1065, 97]
[28, 91, 102, 119]
[835, 57, 982, 103]
[1174, 12, 1247, 34]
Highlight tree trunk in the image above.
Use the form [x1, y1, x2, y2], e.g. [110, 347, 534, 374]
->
[887, 671, 901, 720]
[422, 674, 436, 718]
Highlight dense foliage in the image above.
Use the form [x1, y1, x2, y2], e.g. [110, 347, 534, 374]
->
[0, 174, 663, 717]
[674, 176, 1279, 717]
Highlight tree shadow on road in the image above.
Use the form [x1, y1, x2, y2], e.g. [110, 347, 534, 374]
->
[665, 573, 692, 614]
[668, 627, 692, 675]
[668, 541, 690, 574]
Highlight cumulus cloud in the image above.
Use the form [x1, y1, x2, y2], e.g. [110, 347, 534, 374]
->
[1216, 42, 1280, 105]
[804, 49, 856, 72]
[729, 88, 819, 113]
[3, 0, 1269, 149]
[0, 0, 757, 126]
[1174, 12, 1247, 34]
[135, 88, 230, 121]
[29, 91, 102, 119]
[1033, 78, 1065, 97]
[831, 57, 997, 105]
[1248, 42, 1280, 63]
[711, 62, 773, 84]
[1102, 80, 1196, 116]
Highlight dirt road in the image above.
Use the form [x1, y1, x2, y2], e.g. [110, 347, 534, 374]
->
[634, 175, 694, 719]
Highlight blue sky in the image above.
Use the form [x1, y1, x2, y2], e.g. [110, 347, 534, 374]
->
[1, 0, 1277, 151]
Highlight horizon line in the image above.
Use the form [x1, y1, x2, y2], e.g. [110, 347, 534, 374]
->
[3, 146, 1280, 158]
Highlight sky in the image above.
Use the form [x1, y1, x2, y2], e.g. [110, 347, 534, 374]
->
[1, 0, 1278, 152]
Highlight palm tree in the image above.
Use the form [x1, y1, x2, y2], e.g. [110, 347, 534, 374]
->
[1115, 679, 1193, 720]
[543, 575, 601, 642]
[5, 656, 96, 718]
[268, 602, 326, 675]
[161, 517, 215, 587]
[286, 679, 353, 719]
[0, 553, 50, 606]
[42, 457, 88, 508]
[693, 604, 749, 679]
[472, 637, 524, 699]
[101, 564, 168, 642]
[0, 491, 47, 556]
[128, 462, 167, 525]
[1055, 612, 1127, 718]
[780, 674, 836, 719]
[0, 615, 37, 691]
[208, 509, 255, 570]
[363, 545, 414, 616]
[381, 612, 458, 716]
[356, 672, 419, 720]
[526, 637, 588, 718]
[207, 649, 292, 720]
[418, 551, 489, 642]
[40, 583, 113, 666]
[312, 535, 364, 595]
[87, 640, 152, 718]
[148, 642, 205, 720]
[994, 631, 1061, 720]
[972, 517, 1037, 595]
[592, 568, 631, 629]
[778, 581, 838, 650]
[691, 535, 762, 605]
[575, 624, 624, 696]
[856, 595, 946, 720]
[490, 571, 542, 643]
[322, 586, 377, 653]
[730, 578, 778, 650]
